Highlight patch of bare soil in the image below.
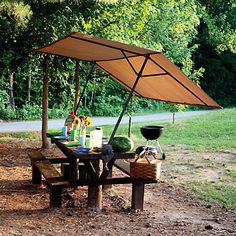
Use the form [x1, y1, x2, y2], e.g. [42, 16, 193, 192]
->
[0, 141, 235, 236]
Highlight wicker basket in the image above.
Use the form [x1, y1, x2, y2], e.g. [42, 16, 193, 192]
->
[130, 155, 162, 180]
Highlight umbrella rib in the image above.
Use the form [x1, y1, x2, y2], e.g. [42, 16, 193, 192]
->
[96, 63, 143, 98]
[35, 47, 158, 63]
[69, 35, 146, 57]
[142, 73, 168, 77]
[121, 50, 138, 76]
[33, 32, 76, 52]
[33, 50, 95, 62]
[95, 53, 157, 62]
[149, 57, 208, 106]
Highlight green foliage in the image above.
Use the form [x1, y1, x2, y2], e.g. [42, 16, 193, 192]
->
[92, 90, 123, 116]
[163, 103, 188, 124]
[194, 0, 236, 107]
[196, 50, 236, 107]
[0, 0, 235, 121]
[48, 105, 69, 119]
[15, 103, 42, 120]
[163, 103, 188, 114]
[0, 107, 15, 120]
[198, 0, 236, 53]
[0, 79, 8, 108]
[0, 1, 32, 27]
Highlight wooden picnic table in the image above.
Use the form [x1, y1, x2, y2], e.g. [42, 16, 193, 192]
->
[48, 135, 136, 209]
[29, 133, 158, 210]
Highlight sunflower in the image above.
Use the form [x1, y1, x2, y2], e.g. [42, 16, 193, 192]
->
[85, 116, 92, 127]
[73, 116, 80, 127]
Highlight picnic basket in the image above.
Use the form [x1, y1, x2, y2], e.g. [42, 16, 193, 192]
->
[130, 151, 162, 180]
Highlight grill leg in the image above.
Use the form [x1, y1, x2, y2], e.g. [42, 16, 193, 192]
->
[156, 140, 162, 152]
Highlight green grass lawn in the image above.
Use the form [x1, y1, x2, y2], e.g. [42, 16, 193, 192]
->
[101, 108, 236, 151]
[192, 181, 236, 210]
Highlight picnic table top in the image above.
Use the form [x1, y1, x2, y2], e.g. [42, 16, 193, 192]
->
[49, 135, 135, 161]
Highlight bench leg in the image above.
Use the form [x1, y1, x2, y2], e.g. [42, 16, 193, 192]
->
[50, 187, 62, 208]
[131, 182, 145, 211]
[32, 164, 42, 185]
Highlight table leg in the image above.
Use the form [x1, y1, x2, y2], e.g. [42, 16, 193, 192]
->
[69, 158, 78, 187]
[102, 165, 113, 191]
[88, 159, 102, 210]
[131, 182, 145, 211]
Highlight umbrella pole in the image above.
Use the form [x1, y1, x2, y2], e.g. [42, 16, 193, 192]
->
[73, 60, 80, 112]
[128, 96, 133, 138]
[108, 55, 150, 144]
[74, 63, 95, 114]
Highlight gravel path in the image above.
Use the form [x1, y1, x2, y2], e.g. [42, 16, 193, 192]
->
[0, 110, 216, 133]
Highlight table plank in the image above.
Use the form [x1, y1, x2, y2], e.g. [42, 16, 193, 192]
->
[51, 137, 135, 160]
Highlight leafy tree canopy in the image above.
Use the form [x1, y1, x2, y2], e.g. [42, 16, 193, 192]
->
[0, 0, 235, 120]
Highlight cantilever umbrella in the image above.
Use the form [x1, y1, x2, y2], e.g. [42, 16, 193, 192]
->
[35, 32, 221, 141]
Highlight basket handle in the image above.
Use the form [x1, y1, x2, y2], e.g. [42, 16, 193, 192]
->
[134, 150, 151, 164]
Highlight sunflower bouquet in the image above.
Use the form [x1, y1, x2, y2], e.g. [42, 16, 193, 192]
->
[72, 114, 92, 146]
[64, 111, 92, 142]
[74, 114, 93, 128]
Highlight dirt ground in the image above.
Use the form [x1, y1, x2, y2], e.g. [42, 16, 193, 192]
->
[0, 139, 235, 236]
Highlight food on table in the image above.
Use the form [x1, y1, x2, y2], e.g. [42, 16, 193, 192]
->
[110, 136, 134, 152]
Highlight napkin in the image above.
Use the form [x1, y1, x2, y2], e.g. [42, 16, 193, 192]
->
[63, 141, 80, 147]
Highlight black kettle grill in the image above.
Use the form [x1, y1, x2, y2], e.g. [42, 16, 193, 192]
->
[139, 126, 166, 160]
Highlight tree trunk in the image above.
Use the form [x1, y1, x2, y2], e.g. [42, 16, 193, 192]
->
[28, 64, 31, 102]
[9, 72, 15, 112]
[172, 112, 175, 124]
[42, 55, 49, 149]
[90, 91, 94, 106]
[73, 60, 80, 113]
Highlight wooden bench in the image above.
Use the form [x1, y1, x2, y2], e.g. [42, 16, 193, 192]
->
[28, 150, 157, 210]
[28, 150, 70, 207]
[114, 159, 158, 211]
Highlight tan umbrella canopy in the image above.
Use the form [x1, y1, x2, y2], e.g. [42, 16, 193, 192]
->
[35, 32, 221, 109]
[35, 32, 221, 145]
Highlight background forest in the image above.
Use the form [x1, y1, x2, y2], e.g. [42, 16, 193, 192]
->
[0, 0, 235, 120]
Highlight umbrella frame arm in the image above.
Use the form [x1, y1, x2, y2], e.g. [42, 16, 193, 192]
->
[74, 63, 96, 114]
[108, 54, 150, 144]
[121, 50, 138, 76]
